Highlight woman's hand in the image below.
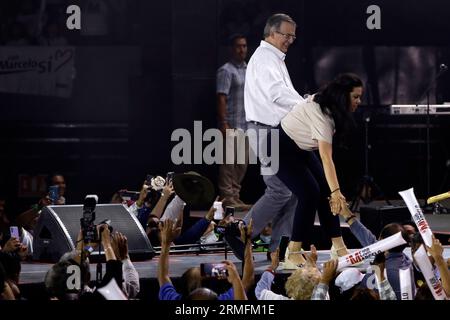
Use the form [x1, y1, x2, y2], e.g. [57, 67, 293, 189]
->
[329, 190, 346, 215]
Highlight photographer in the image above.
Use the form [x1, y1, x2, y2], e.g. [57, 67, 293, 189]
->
[45, 223, 127, 300]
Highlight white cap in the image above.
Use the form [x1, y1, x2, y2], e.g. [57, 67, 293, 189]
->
[334, 268, 365, 293]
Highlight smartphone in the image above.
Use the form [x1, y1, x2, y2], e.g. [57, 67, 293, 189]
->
[278, 235, 290, 262]
[166, 172, 174, 184]
[224, 206, 235, 217]
[10, 226, 20, 239]
[145, 174, 153, 185]
[200, 263, 228, 278]
[49, 185, 59, 203]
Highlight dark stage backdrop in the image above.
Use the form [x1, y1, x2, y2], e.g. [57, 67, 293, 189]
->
[1, 0, 450, 216]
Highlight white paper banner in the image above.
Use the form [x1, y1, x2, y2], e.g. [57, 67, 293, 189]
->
[97, 278, 128, 300]
[398, 188, 433, 247]
[337, 232, 406, 270]
[413, 245, 446, 300]
[0, 47, 74, 98]
[399, 268, 413, 300]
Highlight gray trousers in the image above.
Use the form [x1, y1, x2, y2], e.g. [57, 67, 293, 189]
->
[243, 122, 297, 252]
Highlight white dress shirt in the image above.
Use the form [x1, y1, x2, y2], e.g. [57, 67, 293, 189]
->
[244, 40, 304, 126]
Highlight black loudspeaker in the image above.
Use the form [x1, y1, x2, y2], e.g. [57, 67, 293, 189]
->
[33, 204, 154, 262]
[360, 205, 411, 237]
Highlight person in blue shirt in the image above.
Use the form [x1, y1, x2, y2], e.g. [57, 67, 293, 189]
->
[157, 219, 248, 300]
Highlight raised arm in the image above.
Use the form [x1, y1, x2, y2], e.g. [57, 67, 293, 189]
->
[223, 260, 247, 300]
[427, 235, 450, 298]
[157, 219, 180, 287]
[150, 183, 175, 219]
[241, 219, 255, 292]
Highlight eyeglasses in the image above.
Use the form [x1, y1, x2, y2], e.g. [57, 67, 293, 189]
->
[275, 31, 296, 41]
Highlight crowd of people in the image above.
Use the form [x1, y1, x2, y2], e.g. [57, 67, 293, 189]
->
[1, 11, 450, 301]
[0, 170, 449, 301]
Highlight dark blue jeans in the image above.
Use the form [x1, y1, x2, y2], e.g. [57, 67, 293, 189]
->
[276, 126, 342, 243]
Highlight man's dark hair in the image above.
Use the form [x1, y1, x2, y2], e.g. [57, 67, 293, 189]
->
[179, 267, 202, 298]
[350, 287, 379, 300]
[228, 33, 246, 46]
[379, 223, 408, 252]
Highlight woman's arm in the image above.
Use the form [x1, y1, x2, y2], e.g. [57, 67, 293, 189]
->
[318, 141, 346, 214]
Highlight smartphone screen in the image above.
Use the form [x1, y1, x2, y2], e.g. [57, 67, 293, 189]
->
[166, 172, 174, 183]
[278, 235, 290, 262]
[49, 185, 59, 203]
[225, 206, 235, 217]
[200, 263, 228, 278]
[145, 174, 153, 185]
[10, 226, 20, 239]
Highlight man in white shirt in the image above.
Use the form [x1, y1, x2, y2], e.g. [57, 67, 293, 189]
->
[242, 13, 304, 259]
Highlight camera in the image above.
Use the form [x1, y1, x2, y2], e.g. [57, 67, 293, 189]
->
[214, 220, 244, 238]
[200, 263, 228, 278]
[80, 195, 112, 243]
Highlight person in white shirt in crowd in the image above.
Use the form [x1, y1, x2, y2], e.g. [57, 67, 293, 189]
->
[242, 13, 304, 260]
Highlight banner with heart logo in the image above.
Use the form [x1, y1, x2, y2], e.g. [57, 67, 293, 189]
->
[0, 47, 75, 98]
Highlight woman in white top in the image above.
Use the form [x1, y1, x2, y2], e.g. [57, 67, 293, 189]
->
[277, 73, 363, 267]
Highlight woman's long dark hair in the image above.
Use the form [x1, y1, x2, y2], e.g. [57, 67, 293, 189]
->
[313, 73, 363, 144]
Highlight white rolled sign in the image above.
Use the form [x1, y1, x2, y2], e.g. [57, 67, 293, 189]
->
[413, 245, 446, 300]
[399, 268, 413, 300]
[399, 187, 433, 247]
[337, 232, 406, 270]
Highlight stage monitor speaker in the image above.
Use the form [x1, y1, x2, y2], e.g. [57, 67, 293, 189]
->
[33, 204, 154, 262]
[360, 205, 411, 237]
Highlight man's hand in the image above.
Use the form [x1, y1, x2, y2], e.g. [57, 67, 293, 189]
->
[270, 248, 280, 271]
[112, 232, 129, 260]
[159, 219, 181, 246]
[305, 244, 318, 268]
[162, 182, 175, 199]
[321, 259, 338, 284]
[39, 196, 52, 208]
[136, 183, 149, 207]
[98, 224, 112, 247]
[337, 201, 353, 219]
[222, 260, 240, 283]
[2, 237, 21, 253]
[427, 235, 444, 261]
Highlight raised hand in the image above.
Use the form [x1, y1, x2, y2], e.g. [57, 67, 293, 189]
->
[112, 232, 129, 260]
[320, 259, 338, 284]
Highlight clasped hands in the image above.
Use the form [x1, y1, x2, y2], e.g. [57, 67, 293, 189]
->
[328, 190, 348, 216]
